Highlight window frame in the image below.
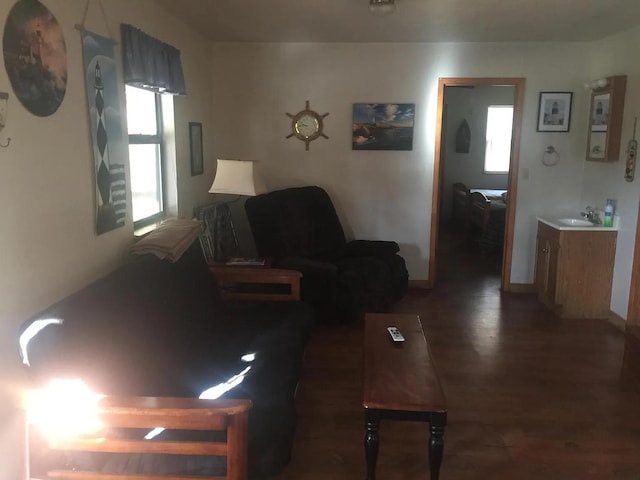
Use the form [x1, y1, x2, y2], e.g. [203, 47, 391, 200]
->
[127, 87, 166, 229]
[483, 105, 514, 175]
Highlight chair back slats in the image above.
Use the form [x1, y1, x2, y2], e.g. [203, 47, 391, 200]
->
[48, 438, 228, 456]
[48, 472, 226, 480]
[469, 191, 491, 229]
[41, 396, 251, 480]
[224, 409, 248, 480]
[98, 410, 228, 431]
[100, 396, 249, 422]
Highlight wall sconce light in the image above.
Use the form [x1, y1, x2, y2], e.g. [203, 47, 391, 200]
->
[370, 0, 396, 14]
[584, 78, 609, 90]
[25, 378, 104, 479]
[26, 379, 105, 440]
[0, 92, 10, 148]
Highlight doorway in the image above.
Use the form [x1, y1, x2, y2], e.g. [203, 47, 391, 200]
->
[428, 78, 525, 290]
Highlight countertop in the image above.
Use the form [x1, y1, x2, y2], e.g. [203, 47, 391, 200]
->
[536, 215, 618, 232]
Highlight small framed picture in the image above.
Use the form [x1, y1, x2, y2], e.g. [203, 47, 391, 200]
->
[536, 92, 573, 132]
[189, 122, 204, 176]
[590, 92, 610, 132]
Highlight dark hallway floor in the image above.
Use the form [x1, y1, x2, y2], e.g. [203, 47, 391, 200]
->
[273, 229, 640, 479]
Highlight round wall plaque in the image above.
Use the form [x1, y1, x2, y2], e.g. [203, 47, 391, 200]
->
[3, 0, 68, 117]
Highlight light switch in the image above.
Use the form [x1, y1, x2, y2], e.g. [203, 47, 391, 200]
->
[0, 92, 8, 130]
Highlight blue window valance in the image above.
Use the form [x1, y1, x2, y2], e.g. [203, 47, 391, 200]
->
[121, 24, 186, 95]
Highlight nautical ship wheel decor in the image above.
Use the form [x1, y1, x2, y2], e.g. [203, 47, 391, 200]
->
[286, 100, 329, 150]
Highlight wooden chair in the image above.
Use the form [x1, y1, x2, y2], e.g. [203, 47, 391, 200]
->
[451, 182, 471, 232]
[469, 191, 491, 230]
[42, 396, 252, 480]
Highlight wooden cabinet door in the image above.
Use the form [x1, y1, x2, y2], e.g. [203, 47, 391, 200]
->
[535, 224, 560, 307]
[535, 233, 549, 295]
[535, 221, 616, 318]
[546, 237, 560, 304]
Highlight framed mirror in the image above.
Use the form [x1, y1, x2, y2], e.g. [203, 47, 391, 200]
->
[586, 75, 627, 162]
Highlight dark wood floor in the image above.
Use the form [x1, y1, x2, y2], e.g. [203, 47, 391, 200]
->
[273, 227, 640, 479]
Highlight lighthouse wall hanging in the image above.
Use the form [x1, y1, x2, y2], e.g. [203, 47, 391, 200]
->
[81, 30, 126, 234]
[3, 0, 67, 117]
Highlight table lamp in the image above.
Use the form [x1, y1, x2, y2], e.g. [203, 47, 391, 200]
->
[199, 159, 266, 262]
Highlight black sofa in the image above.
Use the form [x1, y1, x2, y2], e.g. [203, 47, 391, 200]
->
[19, 243, 314, 478]
[245, 186, 409, 323]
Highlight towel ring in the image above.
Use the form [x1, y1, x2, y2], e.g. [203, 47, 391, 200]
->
[542, 146, 560, 166]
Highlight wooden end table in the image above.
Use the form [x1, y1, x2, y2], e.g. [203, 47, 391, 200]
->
[363, 313, 448, 480]
[209, 262, 302, 301]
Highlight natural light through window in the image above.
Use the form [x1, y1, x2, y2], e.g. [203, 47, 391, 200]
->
[484, 106, 513, 174]
[125, 85, 163, 225]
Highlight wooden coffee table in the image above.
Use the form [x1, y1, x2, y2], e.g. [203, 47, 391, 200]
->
[363, 313, 447, 480]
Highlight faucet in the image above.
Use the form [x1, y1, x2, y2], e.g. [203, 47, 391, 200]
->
[581, 206, 601, 224]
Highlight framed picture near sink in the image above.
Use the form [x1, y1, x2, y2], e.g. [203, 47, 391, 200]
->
[536, 92, 572, 132]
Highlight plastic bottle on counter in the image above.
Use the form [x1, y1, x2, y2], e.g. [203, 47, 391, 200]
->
[604, 199, 614, 227]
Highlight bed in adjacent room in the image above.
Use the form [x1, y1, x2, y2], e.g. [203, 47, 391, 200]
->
[452, 182, 507, 252]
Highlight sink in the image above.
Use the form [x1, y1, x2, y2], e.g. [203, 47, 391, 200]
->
[557, 218, 594, 227]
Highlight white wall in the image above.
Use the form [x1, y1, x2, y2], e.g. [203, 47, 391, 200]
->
[210, 41, 589, 283]
[582, 25, 640, 319]
[0, 0, 212, 477]
[440, 85, 513, 220]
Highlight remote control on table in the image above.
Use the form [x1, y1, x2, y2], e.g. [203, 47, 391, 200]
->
[387, 326, 405, 343]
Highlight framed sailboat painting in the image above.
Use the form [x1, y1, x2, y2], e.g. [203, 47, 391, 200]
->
[352, 103, 415, 151]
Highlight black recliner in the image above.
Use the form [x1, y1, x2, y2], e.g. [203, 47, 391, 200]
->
[245, 186, 408, 323]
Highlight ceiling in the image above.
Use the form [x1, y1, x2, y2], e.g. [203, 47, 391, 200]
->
[154, 0, 640, 43]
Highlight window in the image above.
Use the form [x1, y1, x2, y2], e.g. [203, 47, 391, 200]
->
[484, 106, 514, 174]
[126, 85, 164, 227]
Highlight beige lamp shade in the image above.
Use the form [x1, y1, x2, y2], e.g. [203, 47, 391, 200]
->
[208, 159, 267, 196]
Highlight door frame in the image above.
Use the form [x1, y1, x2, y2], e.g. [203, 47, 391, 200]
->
[626, 197, 640, 326]
[428, 77, 526, 290]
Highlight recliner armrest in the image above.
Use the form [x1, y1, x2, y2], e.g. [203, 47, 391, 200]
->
[276, 257, 339, 310]
[276, 257, 338, 275]
[345, 240, 400, 258]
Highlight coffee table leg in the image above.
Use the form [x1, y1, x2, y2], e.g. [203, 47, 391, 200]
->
[429, 412, 446, 480]
[364, 409, 380, 480]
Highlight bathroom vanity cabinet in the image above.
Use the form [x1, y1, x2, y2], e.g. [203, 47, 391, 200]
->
[535, 221, 617, 319]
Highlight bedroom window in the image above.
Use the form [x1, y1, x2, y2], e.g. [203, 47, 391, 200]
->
[484, 106, 514, 174]
[126, 85, 165, 227]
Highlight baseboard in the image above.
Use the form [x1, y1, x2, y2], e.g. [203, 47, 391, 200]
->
[608, 310, 626, 332]
[411, 281, 534, 292]
[409, 279, 430, 289]
[507, 283, 536, 294]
